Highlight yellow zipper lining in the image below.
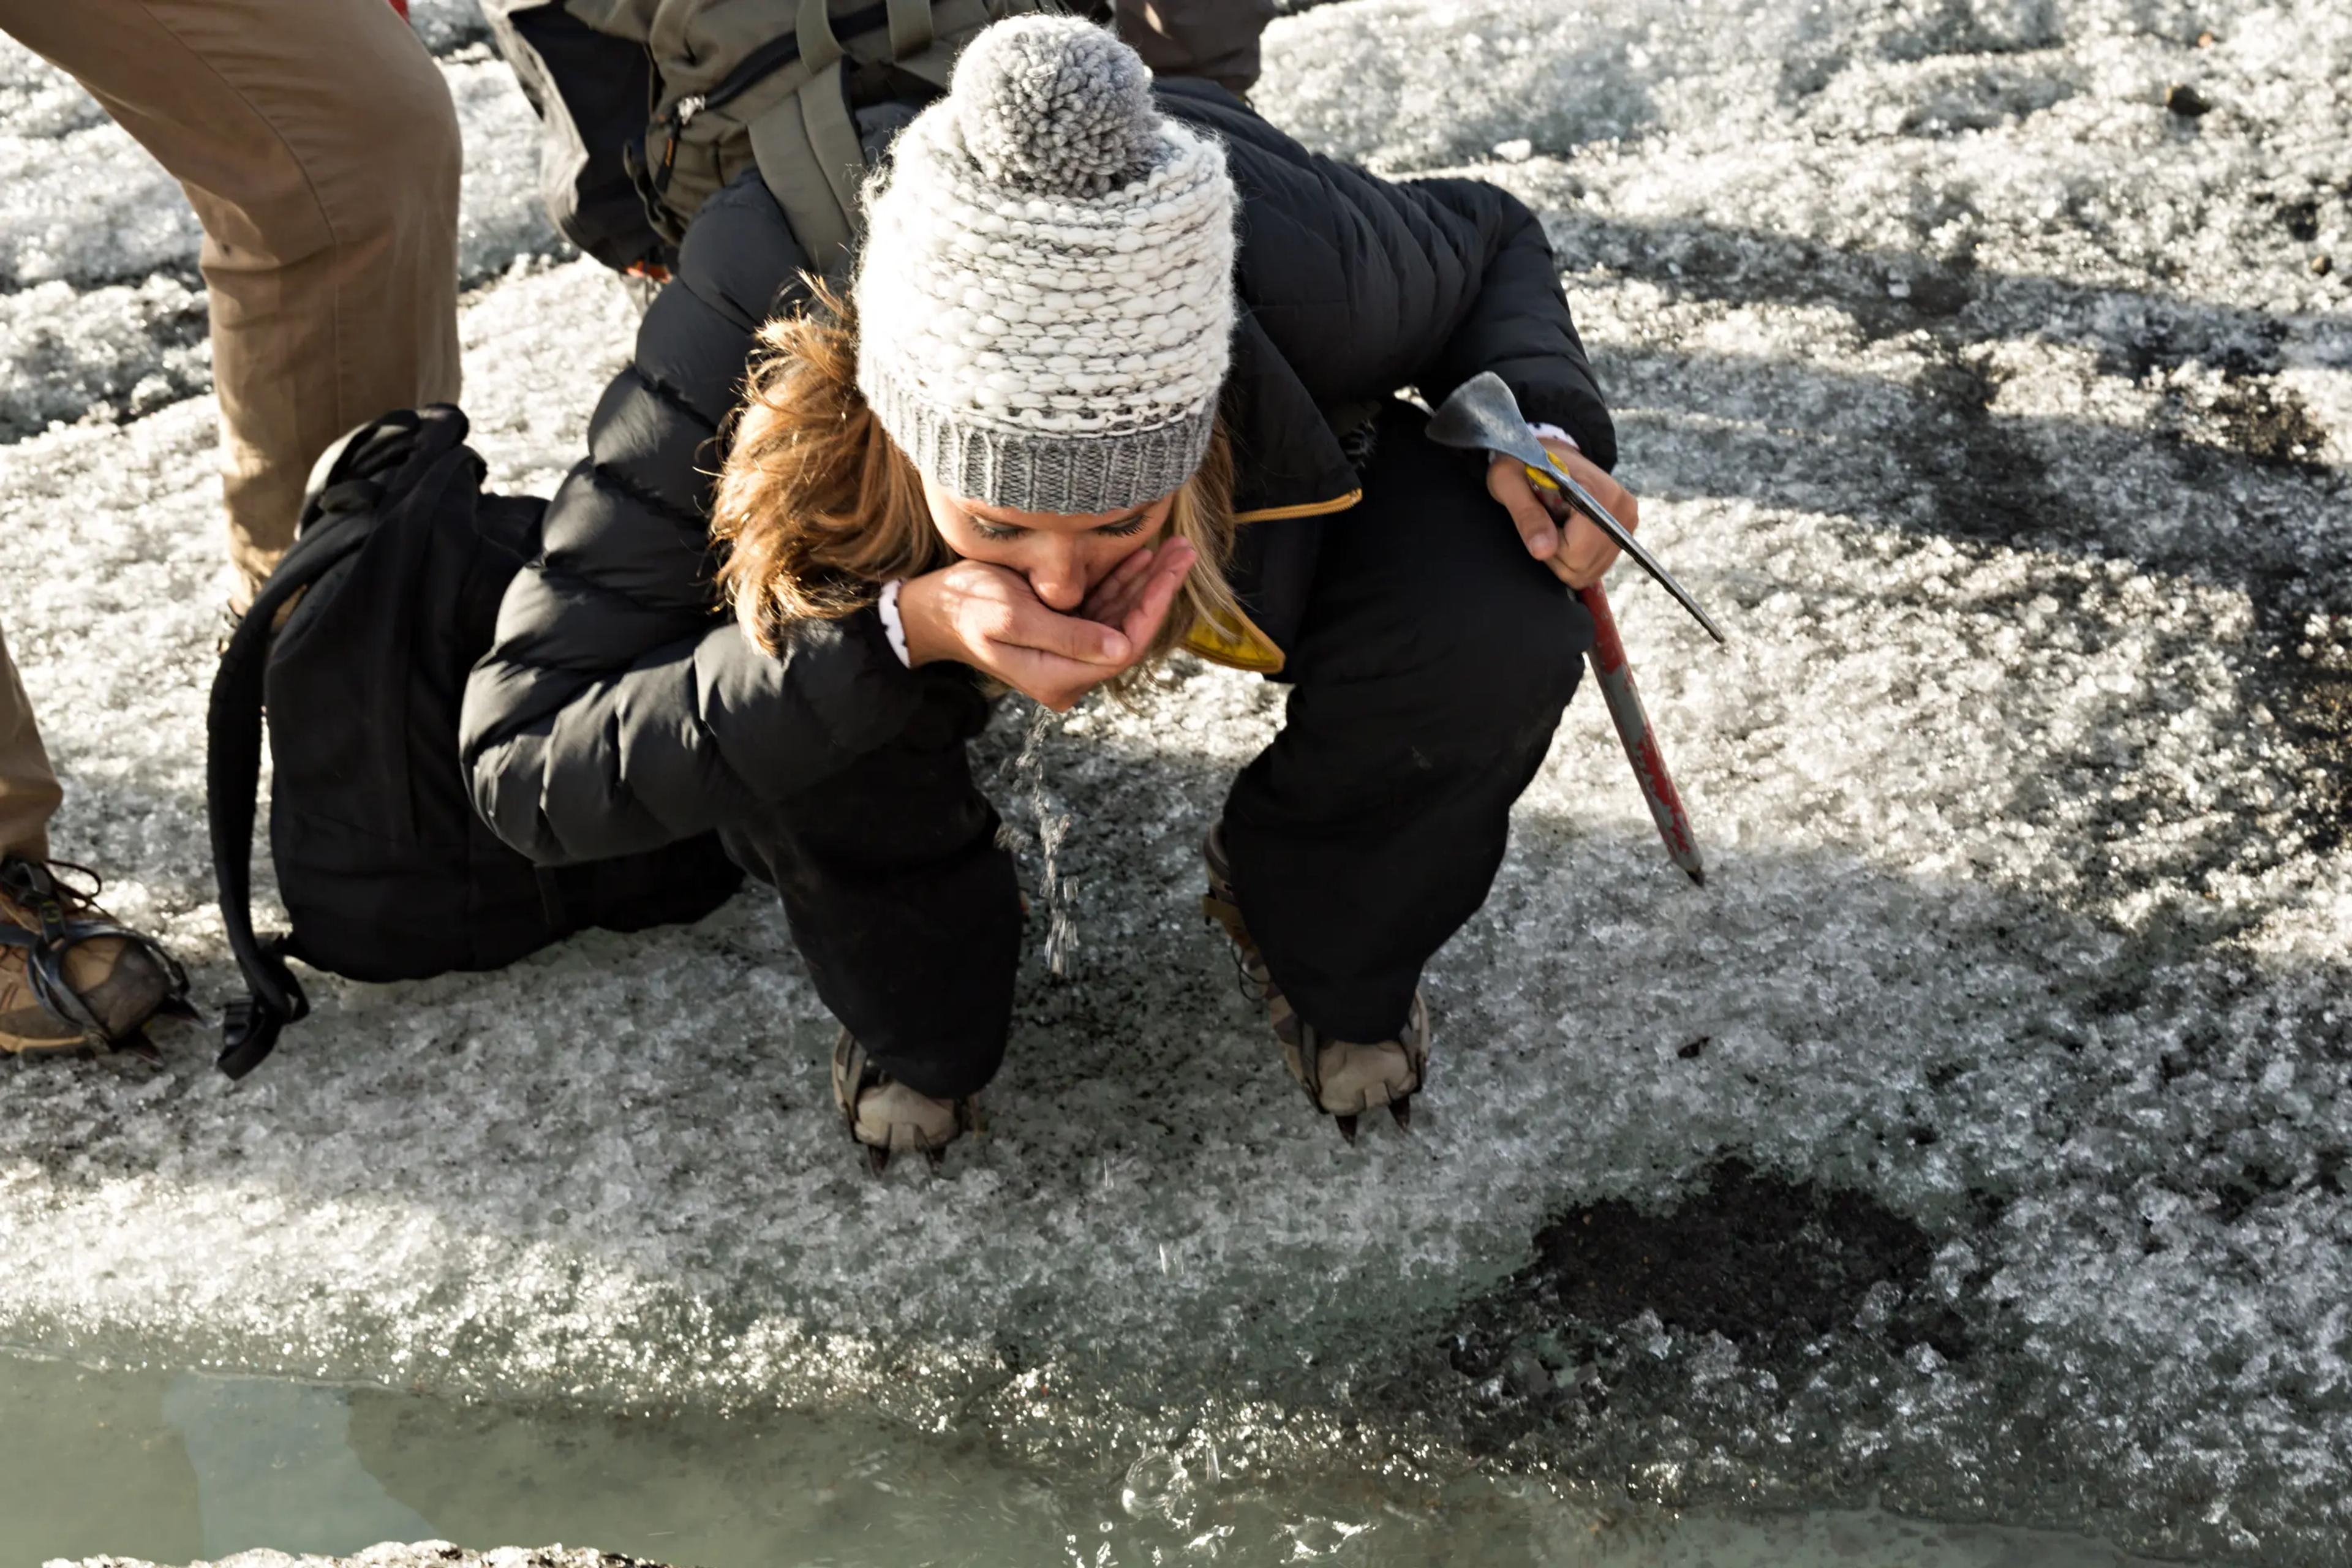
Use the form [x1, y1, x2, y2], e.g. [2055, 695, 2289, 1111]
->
[1232, 489, 1362, 524]
[1183, 603, 1287, 674]
[1183, 491, 1363, 673]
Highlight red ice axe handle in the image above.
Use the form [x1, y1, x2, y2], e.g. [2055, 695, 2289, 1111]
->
[1522, 464, 1707, 886]
[1578, 581, 1706, 887]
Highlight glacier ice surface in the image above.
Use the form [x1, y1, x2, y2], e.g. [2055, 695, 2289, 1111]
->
[2, 0, 2348, 1562]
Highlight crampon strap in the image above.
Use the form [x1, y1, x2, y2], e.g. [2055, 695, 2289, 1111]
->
[0, 858, 192, 1049]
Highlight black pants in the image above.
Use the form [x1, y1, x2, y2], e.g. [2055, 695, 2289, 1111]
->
[723, 404, 1593, 1098]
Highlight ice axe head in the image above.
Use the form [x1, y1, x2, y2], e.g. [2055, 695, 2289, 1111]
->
[1426, 372, 1558, 475]
[1425, 373, 1728, 646]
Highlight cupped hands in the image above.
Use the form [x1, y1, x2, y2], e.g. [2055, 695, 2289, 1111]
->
[895, 539, 1197, 711]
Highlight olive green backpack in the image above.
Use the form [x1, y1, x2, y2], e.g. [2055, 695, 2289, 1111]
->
[572, 0, 1052, 270]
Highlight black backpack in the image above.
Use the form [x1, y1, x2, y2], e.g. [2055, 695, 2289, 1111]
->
[206, 405, 743, 1079]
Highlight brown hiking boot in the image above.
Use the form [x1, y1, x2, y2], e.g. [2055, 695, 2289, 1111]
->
[2, 855, 192, 1058]
[831, 1030, 982, 1175]
[1201, 824, 1429, 1141]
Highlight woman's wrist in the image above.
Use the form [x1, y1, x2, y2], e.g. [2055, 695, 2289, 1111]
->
[892, 570, 954, 668]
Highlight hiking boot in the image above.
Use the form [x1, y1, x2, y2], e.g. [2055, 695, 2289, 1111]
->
[831, 1030, 982, 1175]
[1201, 824, 1429, 1141]
[2, 855, 192, 1058]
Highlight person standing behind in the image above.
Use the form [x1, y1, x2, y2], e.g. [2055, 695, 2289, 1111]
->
[1095, 0, 1278, 97]
[482, 0, 1278, 281]
[1, 0, 462, 1054]
[2, 0, 462, 608]
[1, 626, 187, 1055]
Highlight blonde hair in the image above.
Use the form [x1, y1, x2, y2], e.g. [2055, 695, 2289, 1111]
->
[712, 282, 1242, 687]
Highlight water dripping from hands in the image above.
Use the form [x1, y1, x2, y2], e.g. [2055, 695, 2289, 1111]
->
[999, 703, 1080, 978]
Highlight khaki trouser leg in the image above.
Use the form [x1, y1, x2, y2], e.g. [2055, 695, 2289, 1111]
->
[1, 0, 462, 603]
[0, 622, 62, 863]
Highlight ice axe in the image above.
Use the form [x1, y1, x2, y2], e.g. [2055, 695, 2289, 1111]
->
[1427, 373, 1715, 886]
[1430, 374, 1725, 644]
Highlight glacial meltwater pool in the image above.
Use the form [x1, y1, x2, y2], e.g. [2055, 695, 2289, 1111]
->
[3, 1350, 2173, 1568]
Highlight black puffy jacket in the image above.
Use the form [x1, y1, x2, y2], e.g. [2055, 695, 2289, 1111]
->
[459, 83, 1614, 867]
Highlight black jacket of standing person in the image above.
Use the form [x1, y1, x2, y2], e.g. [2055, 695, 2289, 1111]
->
[459, 81, 1613, 869]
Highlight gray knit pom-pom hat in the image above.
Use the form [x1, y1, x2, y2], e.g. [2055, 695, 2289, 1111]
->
[854, 15, 1238, 514]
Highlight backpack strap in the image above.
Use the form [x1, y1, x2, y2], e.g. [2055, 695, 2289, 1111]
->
[205, 411, 436, 1079]
[747, 0, 869, 268]
[881, 0, 1010, 89]
[208, 540, 342, 1077]
[736, 0, 1049, 268]
[886, 0, 935, 58]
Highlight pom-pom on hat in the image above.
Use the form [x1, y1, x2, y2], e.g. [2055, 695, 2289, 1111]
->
[854, 16, 1238, 514]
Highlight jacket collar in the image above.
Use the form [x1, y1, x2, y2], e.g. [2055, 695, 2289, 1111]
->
[1221, 311, 1365, 521]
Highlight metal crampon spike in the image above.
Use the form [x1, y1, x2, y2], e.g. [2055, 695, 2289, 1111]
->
[1333, 1114, 1360, 1145]
[864, 1144, 891, 1177]
[1389, 1094, 1413, 1134]
[924, 1145, 946, 1174]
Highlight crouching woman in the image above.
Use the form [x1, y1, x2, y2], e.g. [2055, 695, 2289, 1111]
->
[459, 17, 1637, 1167]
